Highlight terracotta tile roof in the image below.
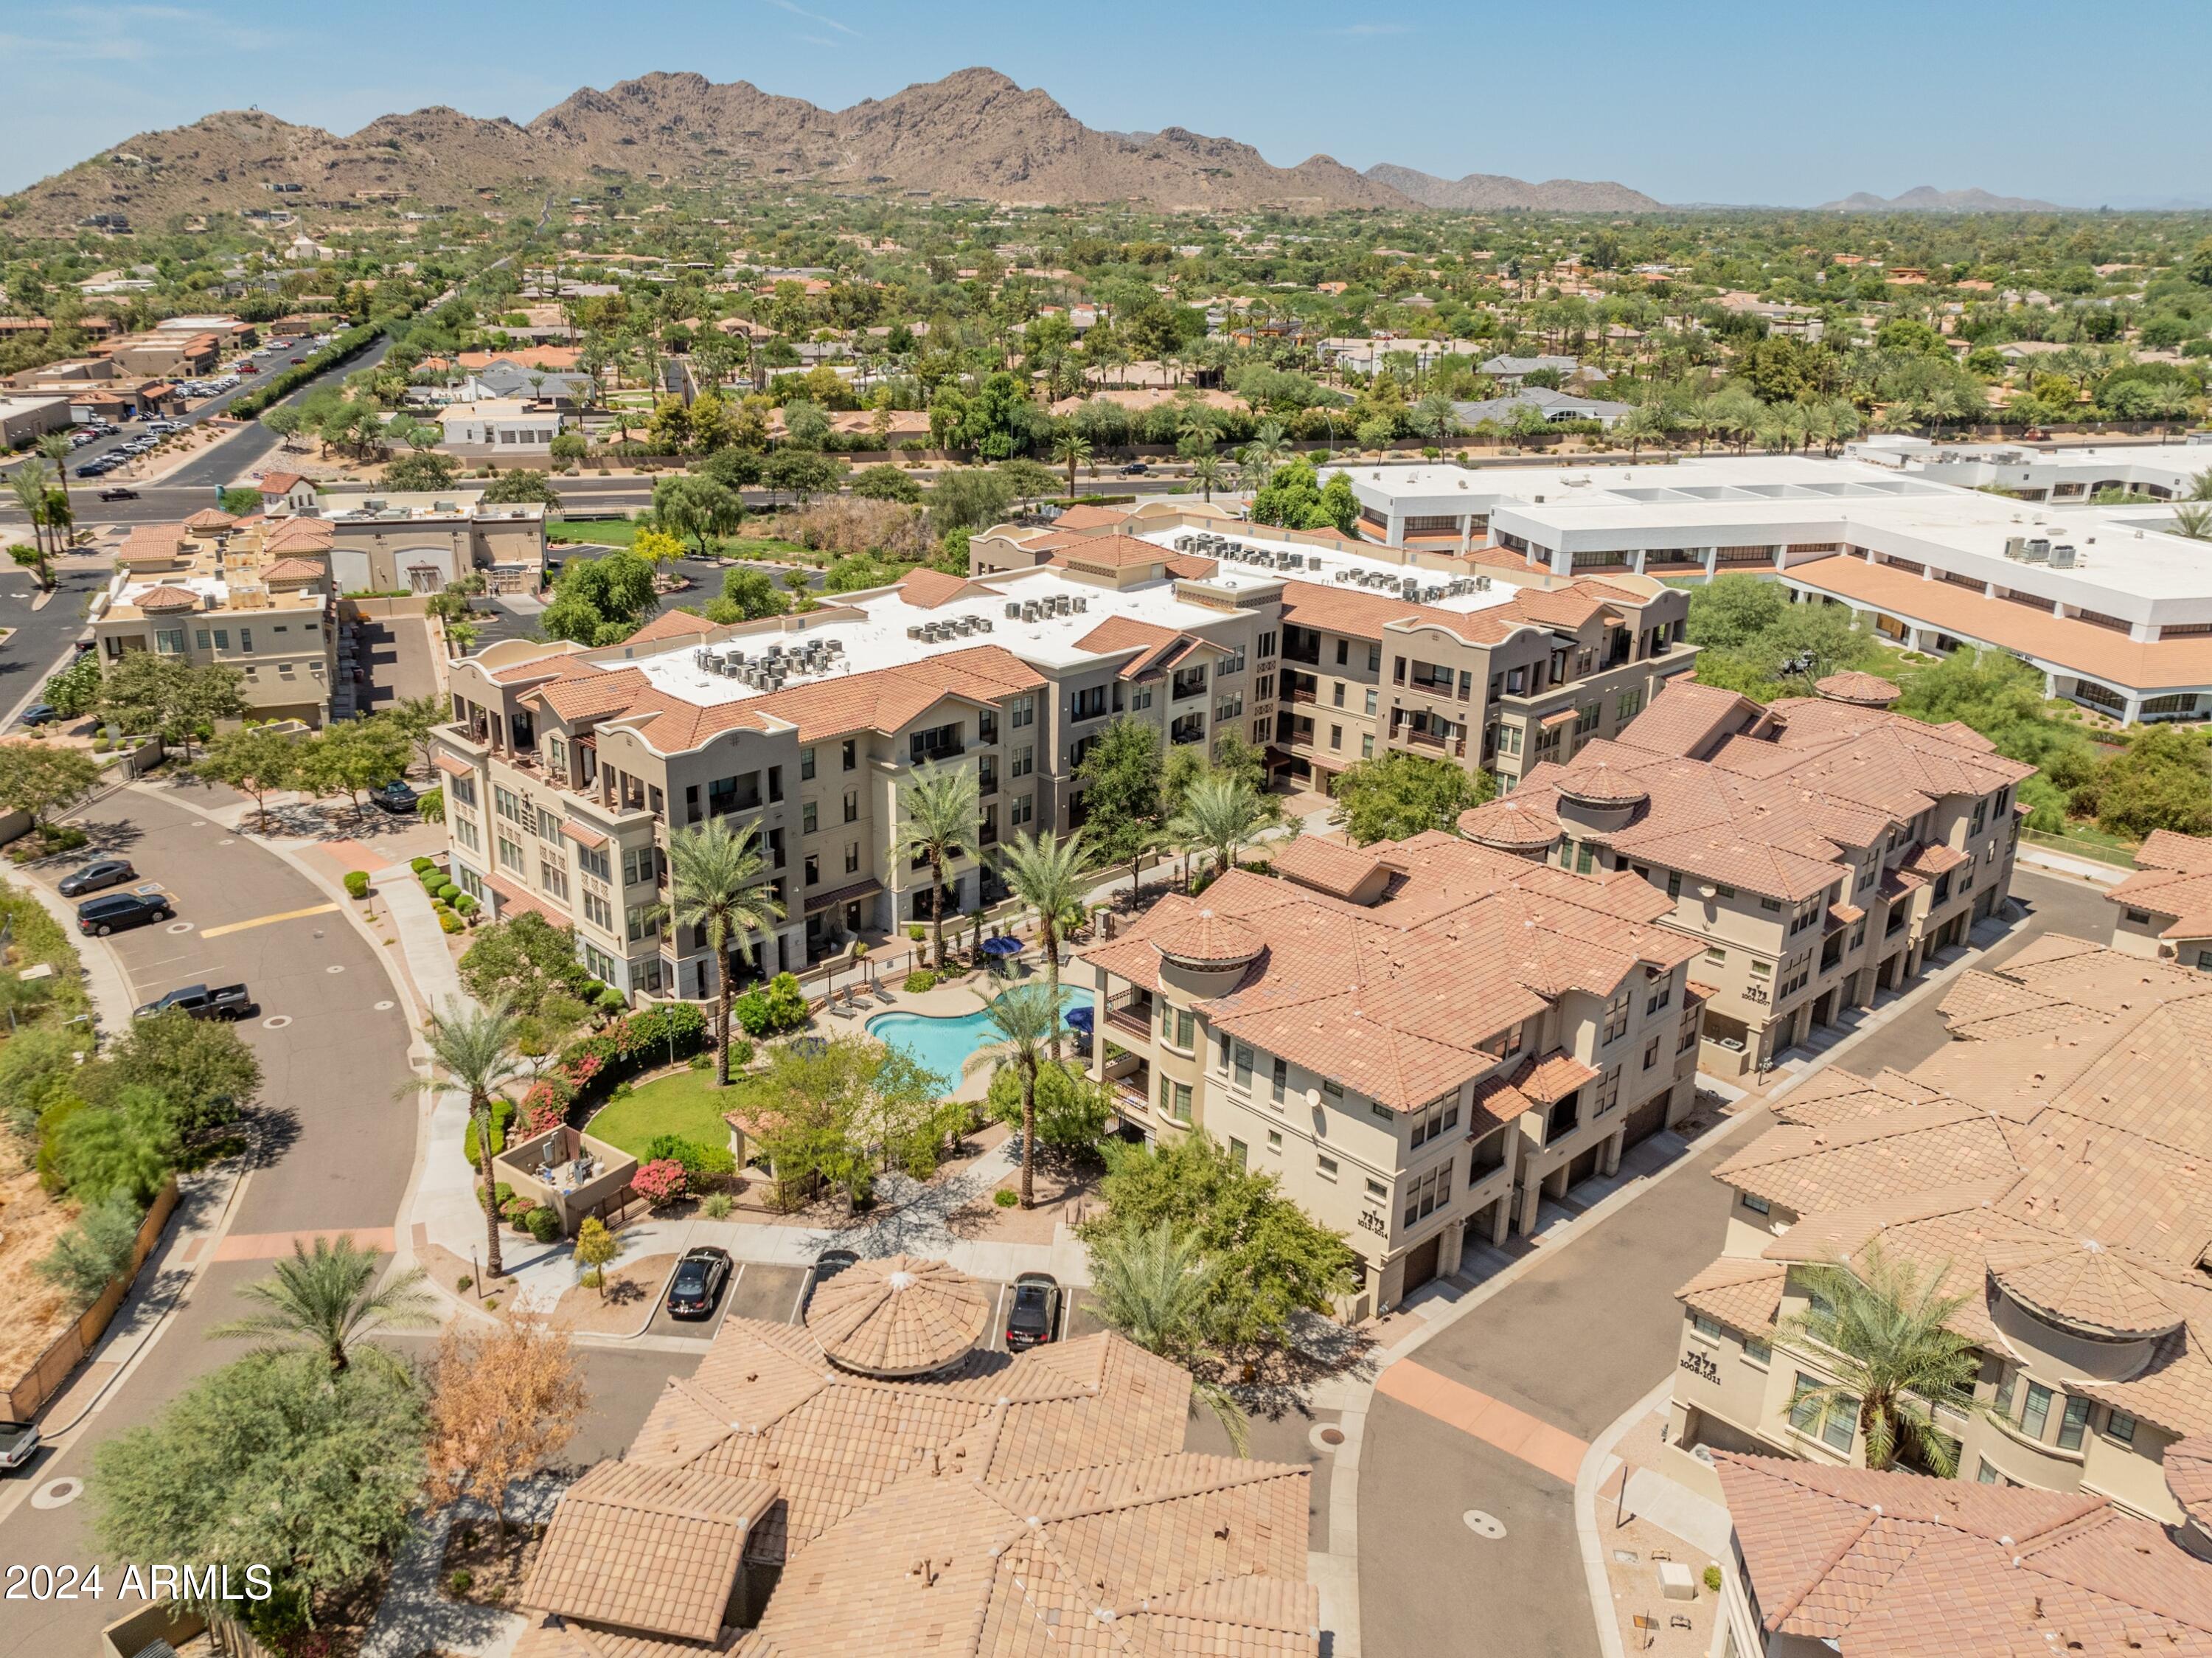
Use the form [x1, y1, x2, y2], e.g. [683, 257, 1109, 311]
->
[893, 567, 986, 608]
[1458, 794, 1562, 851]
[489, 648, 591, 684]
[182, 507, 236, 531]
[1610, 679, 1764, 760]
[1714, 1098, 2018, 1212]
[1267, 836, 1391, 899]
[1468, 1071, 1537, 1128]
[262, 516, 334, 551]
[621, 608, 721, 648]
[258, 471, 307, 492]
[1773, 1065, 1944, 1130]
[260, 556, 326, 583]
[742, 645, 1045, 745]
[1715, 1453, 2212, 1655]
[2165, 1437, 2212, 1528]
[1150, 906, 1267, 967]
[2110, 830, 2212, 938]
[1046, 533, 1171, 572]
[1162, 552, 1220, 580]
[1899, 840, 1969, 878]
[1814, 670, 1900, 707]
[133, 584, 201, 611]
[1047, 504, 1133, 531]
[1507, 1049, 1599, 1103]
[1789, 552, 2212, 692]
[433, 752, 476, 779]
[802, 1255, 992, 1378]
[1674, 1256, 1786, 1336]
[540, 667, 652, 724]
[520, 1462, 778, 1640]
[1276, 577, 1524, 646]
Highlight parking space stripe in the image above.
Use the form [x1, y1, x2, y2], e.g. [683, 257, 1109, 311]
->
[197, 901, 341, 940]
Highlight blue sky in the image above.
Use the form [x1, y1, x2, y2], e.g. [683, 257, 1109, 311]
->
[4, 1, 2208, 208]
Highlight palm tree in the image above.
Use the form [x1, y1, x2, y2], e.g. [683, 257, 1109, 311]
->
[1242, 420, 1290, 488]
[888, 761, 979, 972]
[2187, 467, 2212, 502]
[1168, 774, 1270, 884]
[663, 818, 786, 1086]
[962, 979, 1063, 1209]
[1051, 429, 1092, 499]
[36, 433, 74, 536]
[995, 828, 1088, 1062]
[211, 1235, 434, 1374]
[1189, 450, 1225, 504]
[409, 996, 529, 1280]
[1084, 1221, 1250, 1455]
[1777, 1242, 1980, 1474]
[10, 459, 52, 572]
[2173, 504, 2212, 541]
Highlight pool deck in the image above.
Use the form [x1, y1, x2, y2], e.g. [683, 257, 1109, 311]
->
[827, 955, 1088, 1103]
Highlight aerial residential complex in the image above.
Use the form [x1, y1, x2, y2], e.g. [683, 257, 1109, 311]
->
[1338, 443, 2212, 724]
[1667, 932, 2212, 1527]
[429, 502, 1696, 992]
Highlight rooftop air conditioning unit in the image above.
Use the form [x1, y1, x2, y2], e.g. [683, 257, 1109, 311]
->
[2050, 544, 2078, 569]
[2003, 536, 2025, 560]
[1022, 603, 1040, 622]
[907, 625, 925, 639]
[977, 617, 993, 632]
[1074, 597, 1088, 611]
[1005, 602, 1022, 620]
[1475, 575, 1491, 589]
[2023, 540, 2051, 563]
[826, 639, 843, 653]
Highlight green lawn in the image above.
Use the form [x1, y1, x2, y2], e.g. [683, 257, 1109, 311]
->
[546, 518, 814, 564]
[585, 1068, 736, 1157]
[548, 518, 642, 547]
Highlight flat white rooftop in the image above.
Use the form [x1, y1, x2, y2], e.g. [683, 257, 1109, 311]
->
[1129, 523, 1523, 615]
[1326, 455, 1955, 515]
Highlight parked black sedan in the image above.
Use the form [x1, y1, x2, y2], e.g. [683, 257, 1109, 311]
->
[1005, 1272, 1062, 1351]
[15, 704, 57, 727]
[666, 1246, 734, 1319]
[370, 780, 419, 814]
[58, 858, 136, 898]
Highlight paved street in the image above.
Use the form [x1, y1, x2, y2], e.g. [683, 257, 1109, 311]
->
[0, 561, 103, 724]
[0, 777, 420, 1658]
[1353, 864, 2115, 1658]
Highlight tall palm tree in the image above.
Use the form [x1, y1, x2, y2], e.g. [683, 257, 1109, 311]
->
[10, 459, 52, 570]
[663, 818, 785, 1086]
[408, 996, 529, 1280]
[1242, 421, 1290, 488]
[1168, 774, 1270, 884]
[995, 828, 1087, 1062]
[962, 979, 1062, 1209]
[2186, 466, 2212, 502]
[2173, 504, 2212, 541]
[211, 1235, 433, 1374]
[1051, 429, 1092, 499]
[36, 433, 74, 535]
[1084, 1220, 1250, 1455]
[1777, 1242, 1980, 1474]
[888, 761, 979, 972]
[1189, 451, 1225, 504]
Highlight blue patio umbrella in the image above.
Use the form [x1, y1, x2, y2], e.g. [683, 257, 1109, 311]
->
[1064, 1005, 1095, 1033]
[981, 935, 1024, 962]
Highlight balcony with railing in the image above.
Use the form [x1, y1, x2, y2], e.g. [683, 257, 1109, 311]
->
[1105, 986, 1155, 1042]
[1169, 713, 1206, 746]
[1172, 666, 1209, 703]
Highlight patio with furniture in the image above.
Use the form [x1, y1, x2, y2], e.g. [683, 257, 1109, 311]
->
[493, 1125, 639, 1236]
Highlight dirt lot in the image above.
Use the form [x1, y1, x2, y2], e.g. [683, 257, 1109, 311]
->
[0, 1145, 83, 1383]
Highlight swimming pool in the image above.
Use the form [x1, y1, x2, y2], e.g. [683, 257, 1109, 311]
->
[866, 985, 1088, 1080]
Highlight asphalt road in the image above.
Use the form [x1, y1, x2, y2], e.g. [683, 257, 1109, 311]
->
[0, 562, 104, 724]
[0, 778, 421, 1657]
[1352, 863, 2117, 1658]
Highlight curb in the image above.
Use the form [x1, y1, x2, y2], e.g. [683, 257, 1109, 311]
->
[1573, 1377, 1675, 1658]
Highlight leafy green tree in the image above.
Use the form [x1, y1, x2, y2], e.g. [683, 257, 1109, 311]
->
[212, 1235, 434, 1375]
[744, 1034, 950, 1209]
[662, 819, 786, 1085]
[1331, 751, 1492, 844]
[1779, 1242, 1979, 1474]
[926, 467, 1016, 535]
[962, 980, 1063, 1209]
[41, 653, 102, 718]
[36, 1192, 145, 1308]
[760, 448, 847, 504]
[479, 469, 562, 507]
[888, 761, 980, 971]
[0, 742, 99, 830]
[1891, 648, 2097, 827]
[194, 724, 302, 833]
[850, 462, 923, 504]
[995, 457, 1060, 511]
[218, 485, 263, 518]
[51, 1085, 176, 1206]
[92, 1352, 427, 1625]
[106, 1009, 262, 1143]
[573, 1216, 619, 1294]
[542, 549, 659, 645]
[1079, 716, 1169, 900]
[383, 451, 460, 492]
[97, 653, 245, 757]
[652, 473, 745, 555]
[2090, 726, 2212, 839]
[458, 912, 588, 1016]
[1083, 1219, 1249, 1454]
[698, 445, 765, 489]
[299, 718, 408, 819]
[1082, 1131, 1356, 1347]
[410, 997, 527, 1280]
[1248, 457, 1356, 535]
[983, 1058, 1109, 1154]
[703, 567, 790, 623]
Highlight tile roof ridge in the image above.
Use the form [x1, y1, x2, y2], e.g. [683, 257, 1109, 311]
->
[672, 1372, 822, 1440]
[1761, 1502, 1881, 1633]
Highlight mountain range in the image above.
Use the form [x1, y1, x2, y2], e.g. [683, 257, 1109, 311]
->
[4, 67, 1657, 232]
[1815, 185, 2065, 212]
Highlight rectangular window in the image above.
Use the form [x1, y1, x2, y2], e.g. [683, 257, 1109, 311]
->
[1228, 1138, 1248, 1170]
[1012, 744, 1033, 778]
[1316, 1154, 1338, 1181]
[2057, 1394, 2090, 1451]
[2022, 1381, 2053, 1440]
[1603, 988, 1630, 1044]
[622, 844, 655, 887]
[803, 800, 818, 833]
[845, 841, 860, 875]
[844, 790, 859, 824]
[2107, 1409, 2138, 1444]
[1267, 1129, 1282, 1151]
[842, 738, 858, 771]
[240, 628, 254, 653]
[1644, 1036, 1660, 1072]
[1691, 1312, 1724, 1341]
[1172, 1082, 1192, 1123]
[801, 746, 816, 780]
[1742, 1193, 1771, 1215]
[1744, 1336, 1772, 1366]
[625, 903, 660, 943]
[1234, 1044, 1253, 1088]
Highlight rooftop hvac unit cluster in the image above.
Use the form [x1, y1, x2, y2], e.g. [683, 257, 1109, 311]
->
[1175, 532, 1322, 574]
[693, 635, 846, 690]
[1331, 569, 1489, 602]
[2001, 536, 2078, 567]
[904, 614, 1001, 643]
[1003, 594, 1088, 623]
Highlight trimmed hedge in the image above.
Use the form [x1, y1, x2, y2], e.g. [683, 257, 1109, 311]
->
[462, 1097, 517, 1167]
[344, 871, 370, 899]
[550, 1002, 710, 1117]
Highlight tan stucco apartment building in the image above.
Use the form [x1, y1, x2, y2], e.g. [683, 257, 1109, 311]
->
[1077, 830, 1704, 1316]
[278, 486, 548, 594]
[88, 511, 341, 725]
[1459, 673, 2033, 1076]
[1668, 934, 2212, 1529]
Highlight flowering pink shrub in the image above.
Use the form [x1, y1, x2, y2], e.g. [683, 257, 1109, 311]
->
[632, 1158, 688, 1207]
[520, 1075, 574, 1137]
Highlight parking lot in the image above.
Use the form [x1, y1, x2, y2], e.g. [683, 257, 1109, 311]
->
[644, 1252, 1105, 1349]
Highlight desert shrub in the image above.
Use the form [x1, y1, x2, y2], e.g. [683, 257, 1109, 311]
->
[411, 856, 436, 874]
[994, 1187, 1019, 1208]
[633, 1157, 687, 1207]
[902, 969, 937, 993]
[700, 1192, 734, 1219]
[452, 892, 478, 915]
[524, 1206, 562, 1244]
[343, 871, 369, 899]
[439, 912, 462, 934]
[436, 882, 461, 903]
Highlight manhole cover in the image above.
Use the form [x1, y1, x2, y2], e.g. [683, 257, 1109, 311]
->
[327, 964, 345, 974]
[165, 920, 193, 934]
[374, 1000, 395, 1012]
[1319, 1426, 1346, 1445]
[32, 1478, 82, 1510]
[262, 1014, 292, 1030]
[1308, 1423, 1349, 1454]
[1463, 1510, 1507, 1539]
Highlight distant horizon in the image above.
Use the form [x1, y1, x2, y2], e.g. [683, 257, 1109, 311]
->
[3, 0, 2207, 207]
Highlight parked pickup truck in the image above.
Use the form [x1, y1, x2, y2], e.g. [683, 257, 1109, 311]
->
[135, 983, 257, 1021]
[0, 1419, 38, 1474]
